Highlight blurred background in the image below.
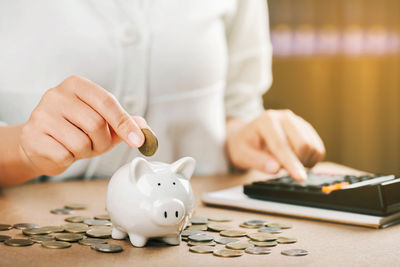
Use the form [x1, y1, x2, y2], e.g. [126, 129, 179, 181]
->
[264, 0, 400, 175]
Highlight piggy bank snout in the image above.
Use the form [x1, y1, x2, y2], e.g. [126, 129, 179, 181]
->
[152, 199, 185, 226]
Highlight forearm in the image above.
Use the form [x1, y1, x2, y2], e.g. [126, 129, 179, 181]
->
[0, 124, 39, 186]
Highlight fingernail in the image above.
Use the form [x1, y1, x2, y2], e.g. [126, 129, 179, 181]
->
[128, 132, 144, 147]
[265, 161, 280, 173]
[295, 167, 308, 181]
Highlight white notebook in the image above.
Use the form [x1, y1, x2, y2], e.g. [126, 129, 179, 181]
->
[201, 186, 400, 229]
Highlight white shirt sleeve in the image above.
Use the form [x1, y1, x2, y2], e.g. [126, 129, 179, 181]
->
[224, 0, 272, 122]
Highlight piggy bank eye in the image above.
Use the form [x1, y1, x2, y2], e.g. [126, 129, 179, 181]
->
[157, 183, 161, 186]
[173, 182, 176, 185]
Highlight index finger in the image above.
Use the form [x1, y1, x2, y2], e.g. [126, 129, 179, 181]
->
[257, 113, 307, 181]
[64, 76, 144, 148]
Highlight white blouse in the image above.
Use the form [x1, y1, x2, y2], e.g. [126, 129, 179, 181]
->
[0, 0, 272, 180]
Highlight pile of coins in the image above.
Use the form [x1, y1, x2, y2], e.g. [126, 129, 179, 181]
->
[1, 203, 308, 258]
[184, 217, 308, 258]
[0, 204, 122, 253]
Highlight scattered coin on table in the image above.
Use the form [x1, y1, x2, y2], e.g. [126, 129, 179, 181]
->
[245, 247, 272, 255]
[50, 208, 73, 215]
[0, 235, 11, 242]
[65, 216, 90, 223]
[94, 214, 110, 221]
[63, 223, 89, 233]
[30, 235, 55, 243]
[188, 240, 216, 246]
[281, 249, 309, 256]
[190, 217, 208, 225]
[86, 227, 112, 238]
[42, 240, 72, 249]
[214, 237, 239, 245]
[188, 234, 214, 242]
[220, 230, 246, 237]
[83, 219, 112, 226]
[138, 128, 158, 157]
[189, 245, 215, 254]
[13, 223, 39, 230]
[277, 236, 297, 244]
[1, 203, 308, 259]
[0, 224, 12, 231]
[207, 223, 233, 232]
[226, 241, 253, 250]
[64, 203, 87, 210]
[79, 238, 108, 246]
[186, 224, 208, 231]
[213, 249, 243, 258]
[4, 238, 34, 247]
[258, 227, 283, 234]
[91, 243, 123, 253]
[55, 233, 84, 242]
[207, 216, 232, 222]
[249, 240, 278, 247]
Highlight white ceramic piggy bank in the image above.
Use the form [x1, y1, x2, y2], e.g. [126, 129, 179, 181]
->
[106, 157, 195, 247]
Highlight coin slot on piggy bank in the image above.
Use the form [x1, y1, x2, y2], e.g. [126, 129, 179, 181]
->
[106, 157, 195, 247]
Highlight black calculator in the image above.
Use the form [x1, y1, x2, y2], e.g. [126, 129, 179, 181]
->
[243, 173, 400, 216]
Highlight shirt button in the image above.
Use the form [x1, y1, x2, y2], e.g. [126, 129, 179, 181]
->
[120, 25, 140, 46]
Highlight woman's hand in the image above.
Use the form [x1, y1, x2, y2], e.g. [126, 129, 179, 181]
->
[226, 110, 325, 181]
[17, 75, 149, 177]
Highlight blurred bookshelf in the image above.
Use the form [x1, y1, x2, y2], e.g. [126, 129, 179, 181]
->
[264, 0, 400, 174]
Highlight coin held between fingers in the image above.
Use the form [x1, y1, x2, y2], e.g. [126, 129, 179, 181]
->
[138, 128, 158, 156]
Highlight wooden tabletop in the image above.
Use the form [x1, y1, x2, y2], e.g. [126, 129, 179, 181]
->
[1, 162, 399, 267]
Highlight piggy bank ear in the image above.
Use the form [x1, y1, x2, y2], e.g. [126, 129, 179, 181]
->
[170, 157, 196, 180]
[129, 157, 153, 183]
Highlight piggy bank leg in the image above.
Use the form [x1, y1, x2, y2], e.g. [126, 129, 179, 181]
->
[161, 234, 181, 246]
[112, 227, 127, 240]
[128, 233, 148, 247]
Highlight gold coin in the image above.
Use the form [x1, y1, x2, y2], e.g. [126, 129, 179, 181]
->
[89, 225, 112, 231]
[94, 214, 110, 221]
[277, 236, 297, 244]
[0, 235, 11, 242]
[64, 203, 87, 210]
[63, 223, 89, 233]
[185, 224, 207, 231]
[188, 234, 214, 242]
[13, 223, 39, 230]
[42, 240, 71, 249]
[213, 249, 243, 258]
[208, 216, 232, 222]
[220, 230, 246, 237]
[30, 235, 55, 243]
[214, 237, 239, 245]
[4, 238, 34, 247]
[268, 222, 292, 229]
[22, 227, 52, 236]
[207, 223, 233, 232]
[83, 219, 112, 226]
[86, 228, 112, 238]
[138, 128, 158, 156]
[40, 226, 64, 233]
[181, 230, 205, 237]
[239, 224, 261, 229]
[190, 217, 208, 225]
[0, 224, 12, 231]
[226, 241, 253, 250]
[247, 232, 277, 242]
[79, 238, 108, 246]
[249, 240, 278, 247]
[188, 240, 216, 246]
[65, 216, 90, 223]
[189, 245, 215, 254]
[55, 233, 84, 242]
[50, 208, 73, 215]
